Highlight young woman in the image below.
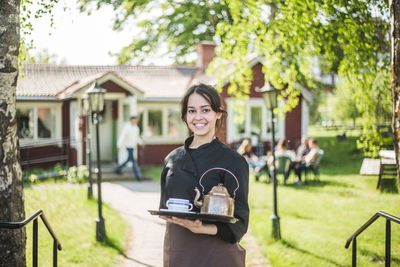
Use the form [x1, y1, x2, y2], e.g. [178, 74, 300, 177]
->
[159, 84, 249, 266]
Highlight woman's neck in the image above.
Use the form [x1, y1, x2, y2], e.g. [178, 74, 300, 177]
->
[190, 135, 216, 149]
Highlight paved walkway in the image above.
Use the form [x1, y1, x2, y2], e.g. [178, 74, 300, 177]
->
[102, 181, 270, 267]
[102, 181, 164, 267]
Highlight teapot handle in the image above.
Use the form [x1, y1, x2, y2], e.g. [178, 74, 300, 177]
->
[198, 167, 240, 199]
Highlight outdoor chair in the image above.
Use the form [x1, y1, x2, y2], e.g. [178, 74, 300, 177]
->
[304, 149, 324, 182]
[255, 155, 292, 184]
[272, 155, 292, 184]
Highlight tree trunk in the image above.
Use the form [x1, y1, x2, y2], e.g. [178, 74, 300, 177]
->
[0, 0, 26, 266]
[391, 0, 400, 188]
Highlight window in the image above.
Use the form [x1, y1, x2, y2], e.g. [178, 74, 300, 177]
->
[37, 108, 55, 138]
[168, 110, 186, 138]
[147, 109, 162, 137]
[226, 98, 284, 144]
[250, 106, 262, 136]
[17, 108, 34, 138]
[16, 103, 61, 141]
[138, 104, 187, 143]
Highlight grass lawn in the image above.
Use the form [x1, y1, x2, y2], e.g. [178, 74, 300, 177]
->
[250, 128, 400, 266]
[24, 185, 129, 266]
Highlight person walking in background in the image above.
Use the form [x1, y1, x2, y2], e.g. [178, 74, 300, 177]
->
[115, 116, 143, 181]
[159, 84, 249, 266]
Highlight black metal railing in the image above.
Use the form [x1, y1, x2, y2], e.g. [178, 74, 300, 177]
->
[345, 211, 400, 267]
[0, 210, 62, 267]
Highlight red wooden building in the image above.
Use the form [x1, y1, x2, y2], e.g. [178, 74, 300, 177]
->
[16, 42, 313, 168]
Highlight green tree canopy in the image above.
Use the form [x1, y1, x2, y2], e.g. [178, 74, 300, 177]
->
[20, 0, 60, 64]
[78, 0, 231, 64]
[209, 0, 391, 156]
[79, 0, 392, 156]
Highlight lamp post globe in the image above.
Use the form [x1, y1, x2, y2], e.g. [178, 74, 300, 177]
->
[261, 82, 278, 110]
[87, 82, 106, 113]
[86, 82, 106, 241]
[261, 83, 281, 240]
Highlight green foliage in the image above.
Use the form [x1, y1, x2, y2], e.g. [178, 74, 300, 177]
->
[332, 83, 362, 125]
[209, 0, 391, 156]
[23, 164, 88, 184]
[19, 0, 60, 65]
[67, 165, 89, 183]
[78, 0, 231, 64]
[357, 123, 393, 158]
[22, 163, 65, 183]
[350, 69, 393, 157]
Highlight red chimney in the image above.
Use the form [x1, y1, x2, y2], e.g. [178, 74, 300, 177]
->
[196, 41, 216, 70]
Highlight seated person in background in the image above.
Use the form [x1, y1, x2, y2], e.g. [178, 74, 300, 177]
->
[294, 139, 320, 184]
[270, 138, 296, 162]
[295, 137, 310, 162]
[267, 138, 296, 166]
[237, 139, 266, 173]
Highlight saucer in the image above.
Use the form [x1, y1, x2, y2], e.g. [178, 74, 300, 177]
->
[148, 210, 238, 223]
[159, 208, 195, 214]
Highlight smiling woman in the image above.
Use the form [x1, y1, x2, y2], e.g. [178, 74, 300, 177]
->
[158, 83, 250, 267]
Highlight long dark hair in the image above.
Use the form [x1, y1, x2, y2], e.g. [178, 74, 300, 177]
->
[180, 83, 227, 130]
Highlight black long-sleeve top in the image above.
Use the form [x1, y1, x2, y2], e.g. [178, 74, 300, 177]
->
[159, 136, 249, 243]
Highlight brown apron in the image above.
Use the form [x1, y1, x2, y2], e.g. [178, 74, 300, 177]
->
[164, 222, 246, 267]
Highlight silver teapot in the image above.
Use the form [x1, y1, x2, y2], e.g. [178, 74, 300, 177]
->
[193, 167, 239, 217]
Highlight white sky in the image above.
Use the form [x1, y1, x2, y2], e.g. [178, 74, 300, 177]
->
[25, 0, 172, 65]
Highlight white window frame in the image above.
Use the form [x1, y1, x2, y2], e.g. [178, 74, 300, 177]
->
[16, 102, 62, 145]
[226, 98, 284, 144]
[138, 103, 187, 144]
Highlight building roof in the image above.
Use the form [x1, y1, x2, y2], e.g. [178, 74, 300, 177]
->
[17, 58, 315, 102]
[17, 63, 197, 100]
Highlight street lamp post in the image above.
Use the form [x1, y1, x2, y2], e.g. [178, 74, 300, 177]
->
[86, 82, 106, 242]
[83, 96, 93, 199]
[261, 83, 281, 240]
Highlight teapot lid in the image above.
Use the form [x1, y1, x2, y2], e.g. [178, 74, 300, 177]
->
[209, 183, 231, 197]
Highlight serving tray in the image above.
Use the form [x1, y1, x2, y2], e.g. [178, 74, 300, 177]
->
[148, 209, 238, 224]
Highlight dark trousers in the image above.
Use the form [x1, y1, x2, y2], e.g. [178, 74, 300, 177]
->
[295, 162, 308, 181]
[115, 148, 141, 180]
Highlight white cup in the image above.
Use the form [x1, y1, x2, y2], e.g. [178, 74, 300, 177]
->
[166, 198, 193, 212]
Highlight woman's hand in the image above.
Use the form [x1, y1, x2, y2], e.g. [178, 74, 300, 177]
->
[160, 216, 217, 235]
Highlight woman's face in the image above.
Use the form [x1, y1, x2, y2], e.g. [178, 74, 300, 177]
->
[186, 93, 222, 140]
